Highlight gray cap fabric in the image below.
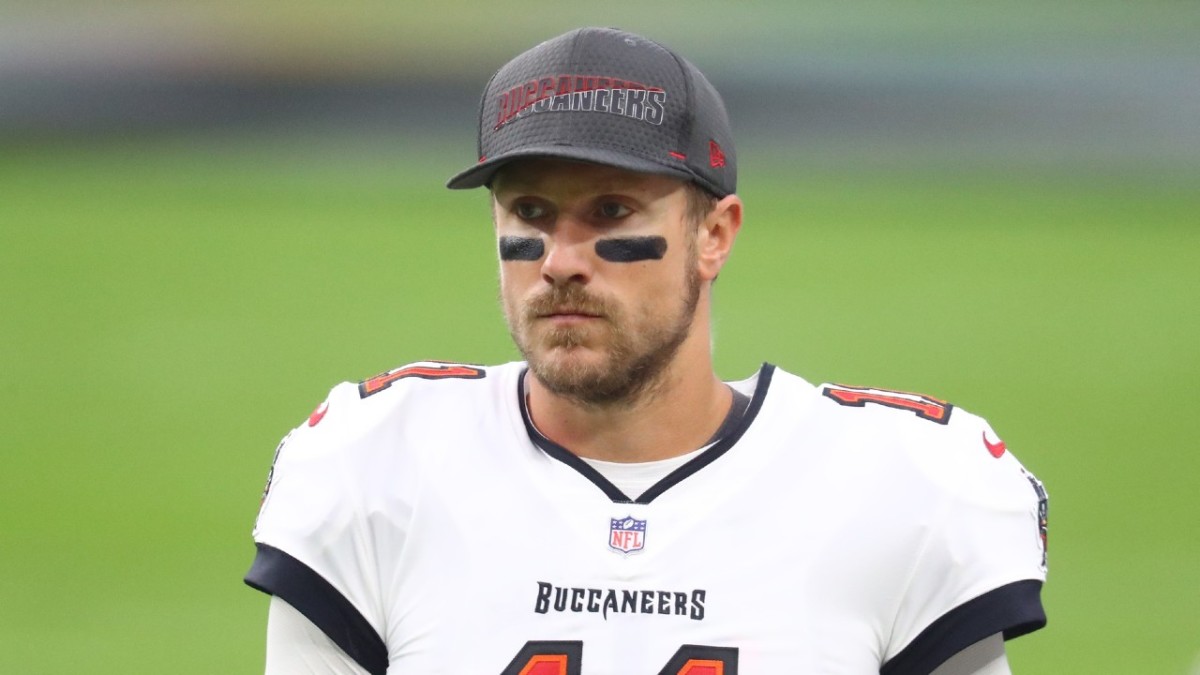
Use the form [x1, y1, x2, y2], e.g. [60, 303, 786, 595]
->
[446, 27, 737, 197]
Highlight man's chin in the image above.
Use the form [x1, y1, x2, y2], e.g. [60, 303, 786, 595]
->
[530, 345, 606, 377]
[526, 341, 607, 378]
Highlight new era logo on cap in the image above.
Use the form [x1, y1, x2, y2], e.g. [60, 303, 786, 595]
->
[447, 27, 736, 198]
[709, 140, 726, 168]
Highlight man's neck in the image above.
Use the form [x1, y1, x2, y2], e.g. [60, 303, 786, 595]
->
[525, 357, 732, 463]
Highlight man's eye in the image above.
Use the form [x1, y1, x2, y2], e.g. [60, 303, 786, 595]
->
[597, 202, 631, 219]
[515, 203, 546, 220]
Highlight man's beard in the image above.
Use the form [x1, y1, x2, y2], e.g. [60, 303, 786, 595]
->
[507, 266, 702, 408]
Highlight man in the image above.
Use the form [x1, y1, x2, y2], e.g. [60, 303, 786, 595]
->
[246, 27, 1048, 675]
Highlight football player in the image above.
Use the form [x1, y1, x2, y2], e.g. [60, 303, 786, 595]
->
[246, 27, 1048, 675]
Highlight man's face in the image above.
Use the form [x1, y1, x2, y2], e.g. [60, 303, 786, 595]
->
[491, 159, 702, 407]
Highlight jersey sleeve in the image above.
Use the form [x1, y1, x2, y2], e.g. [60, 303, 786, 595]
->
[244, 381, 395, 675]
[265, 596, 373, 675]
[881, 411, 1048, 675]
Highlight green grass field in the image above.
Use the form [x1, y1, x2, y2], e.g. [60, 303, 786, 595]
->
[1, 134, 1197, 673]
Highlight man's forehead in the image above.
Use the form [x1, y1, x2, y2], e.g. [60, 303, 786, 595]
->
[491, 158, 686, 197]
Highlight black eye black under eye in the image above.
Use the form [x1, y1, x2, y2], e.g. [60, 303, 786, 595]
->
[498, 236, 545, 261]
[595, 236, 668, 262]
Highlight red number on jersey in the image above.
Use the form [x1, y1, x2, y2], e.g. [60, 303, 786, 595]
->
[675, 661, 724, 675]
[822, 384, 953, 424]
[520, 655, 569, 675]
[501, 641, 737, 675]
[659, 645, 738, 675]
[358, 363, 485, 398]
[500, 641, 581, 675]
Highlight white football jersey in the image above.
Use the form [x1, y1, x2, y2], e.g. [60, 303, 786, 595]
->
[247, 361, 1048, 675]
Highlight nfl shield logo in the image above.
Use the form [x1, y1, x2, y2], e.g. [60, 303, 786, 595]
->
[609, 516, 647, 554]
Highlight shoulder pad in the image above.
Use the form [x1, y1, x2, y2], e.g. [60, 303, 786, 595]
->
[294, 360, 489, 434]
[817, 381, 1040, 504]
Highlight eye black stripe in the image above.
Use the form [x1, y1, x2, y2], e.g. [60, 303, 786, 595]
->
[595, 236, 667, 262]
[498, 236, 545, 261]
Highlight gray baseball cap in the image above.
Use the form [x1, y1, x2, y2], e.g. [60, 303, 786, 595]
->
[446, 27, 737, 197]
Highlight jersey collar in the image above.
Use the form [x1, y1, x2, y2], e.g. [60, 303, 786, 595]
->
[517, 363, 776, 504]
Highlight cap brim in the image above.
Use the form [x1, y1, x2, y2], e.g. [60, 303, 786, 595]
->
[445, 145, 696, 190]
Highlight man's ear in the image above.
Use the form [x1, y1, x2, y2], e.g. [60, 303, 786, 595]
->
[696, 194, 743, 282]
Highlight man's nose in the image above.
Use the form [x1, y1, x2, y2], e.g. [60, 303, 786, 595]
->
[539, 221, 595, 286]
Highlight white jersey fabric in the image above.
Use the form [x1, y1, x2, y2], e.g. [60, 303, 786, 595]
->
[247, 361, 1048, 675]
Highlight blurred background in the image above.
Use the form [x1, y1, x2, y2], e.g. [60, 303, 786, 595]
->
[1, 1, 1197, 672]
